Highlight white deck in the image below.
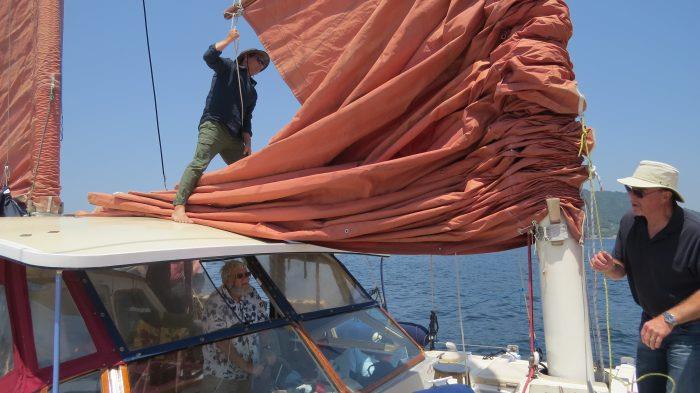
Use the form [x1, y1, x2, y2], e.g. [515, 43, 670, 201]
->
[0, 216, 345, 269]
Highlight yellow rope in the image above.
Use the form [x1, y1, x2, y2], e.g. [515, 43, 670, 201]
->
[578, 115, 614, 373]
[579, 116, 676, 392]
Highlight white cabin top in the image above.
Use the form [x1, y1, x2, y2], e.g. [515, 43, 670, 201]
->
[0, 216, 346, 269]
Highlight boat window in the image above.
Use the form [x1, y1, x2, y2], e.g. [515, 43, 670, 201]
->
[26, 267, 97, 368]
[0, 284, 13, 378]
[86, 258, 278, 351]
[55, 371, 101, 392]
[302, 307, 422, 391]
[257, 253, 370, 313]
[126, 325, 337, 393]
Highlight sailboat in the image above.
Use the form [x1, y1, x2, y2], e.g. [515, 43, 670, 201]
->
[1, 0, 639, 392]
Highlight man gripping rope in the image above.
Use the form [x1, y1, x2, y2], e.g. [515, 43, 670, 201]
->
[590, 161, 700, 393]
[172, 27, 269, 223]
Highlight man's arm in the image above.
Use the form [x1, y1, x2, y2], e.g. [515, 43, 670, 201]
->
[202, 29, 240, 72]
[589, 251, 626, 280]
[667, 289, 700, 325]
[641, 290, 700, 350]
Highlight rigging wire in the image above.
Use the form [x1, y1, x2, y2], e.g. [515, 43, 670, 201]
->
[579, 118, 676, 391]
[2, 0, 17, 189]
[140, 0, 168, 189]
[27, 75, 57, 206]
[453, 254, 466, 354]
[379, 256, 388, 309]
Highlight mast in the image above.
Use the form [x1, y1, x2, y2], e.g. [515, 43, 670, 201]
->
[534, 198, 595, 382]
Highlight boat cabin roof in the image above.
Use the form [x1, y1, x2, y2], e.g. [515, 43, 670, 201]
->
[0, 216, 345, 269]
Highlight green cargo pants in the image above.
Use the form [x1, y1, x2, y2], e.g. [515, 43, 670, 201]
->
[173, 121, 245, 206]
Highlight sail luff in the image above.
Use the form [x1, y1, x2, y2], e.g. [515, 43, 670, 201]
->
[0, 0, 63, 214]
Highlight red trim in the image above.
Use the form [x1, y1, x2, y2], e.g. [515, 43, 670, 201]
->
[0, 262, 44, 393]
[0, 261, 122, 392]
[63, 271, 121, 364]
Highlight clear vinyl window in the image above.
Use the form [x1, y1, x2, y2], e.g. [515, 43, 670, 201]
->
[256, 253, 370, 314]
[126, 325, 337, 393]
[26, 267, 97, 368]
[303, 308, 421, 391]
[86, 258, 277, 351]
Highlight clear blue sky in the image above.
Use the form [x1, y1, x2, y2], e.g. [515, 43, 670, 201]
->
[61, 1, 700, 213]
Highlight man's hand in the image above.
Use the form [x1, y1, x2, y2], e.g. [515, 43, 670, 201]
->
[243, 133, 252, 156]
[640, 315, 673, 350]
[589, 251, 625, 279]
[246, 362, 265, 376]
[226, 28, 240, 42]
[590, 251, 616, 272]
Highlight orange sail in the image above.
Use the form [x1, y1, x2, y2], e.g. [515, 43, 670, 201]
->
[87, 0, 592, 254]
[0, 0, 63, 214]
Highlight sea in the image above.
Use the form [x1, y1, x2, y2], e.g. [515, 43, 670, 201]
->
[336, 239, 641, 365]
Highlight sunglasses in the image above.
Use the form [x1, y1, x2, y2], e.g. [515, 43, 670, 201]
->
[233, 271, 252, 279]
[625, 185, 660, 199]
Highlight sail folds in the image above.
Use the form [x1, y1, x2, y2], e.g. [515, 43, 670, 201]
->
[0, 0, 63, 214]
[88, 0, 591, 254]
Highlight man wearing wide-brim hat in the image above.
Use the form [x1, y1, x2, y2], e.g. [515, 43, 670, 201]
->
[172, 28, 270, 224]
[590, 160, 700, 392]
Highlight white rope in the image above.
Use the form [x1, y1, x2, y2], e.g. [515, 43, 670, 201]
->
[586, 198, 605, 373]
[229, 1, 246, 130]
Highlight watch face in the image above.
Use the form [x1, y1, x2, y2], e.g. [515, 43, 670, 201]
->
[663, 312, 676, 325]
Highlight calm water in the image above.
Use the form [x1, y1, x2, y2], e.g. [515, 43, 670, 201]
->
[336, 239, 641, 364]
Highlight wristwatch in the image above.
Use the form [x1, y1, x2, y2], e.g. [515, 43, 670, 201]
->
[662, 311, 678, 327]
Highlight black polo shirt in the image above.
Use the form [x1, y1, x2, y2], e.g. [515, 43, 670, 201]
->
[200, 45, 257, 138]
[613, 204, 700, 317]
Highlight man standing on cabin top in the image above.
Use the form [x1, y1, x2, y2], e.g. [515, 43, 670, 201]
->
[590, 161, 700, 392]
[171, 27, 269, 224]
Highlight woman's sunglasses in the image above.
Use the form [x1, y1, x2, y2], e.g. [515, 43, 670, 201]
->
[624, 185, 659, 199]
[233, 271, 252, 279]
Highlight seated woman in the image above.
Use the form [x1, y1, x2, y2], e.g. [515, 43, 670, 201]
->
[201, 259, 268, 392]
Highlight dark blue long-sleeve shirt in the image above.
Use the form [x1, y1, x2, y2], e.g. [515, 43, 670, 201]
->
[200, 45, 257, 137]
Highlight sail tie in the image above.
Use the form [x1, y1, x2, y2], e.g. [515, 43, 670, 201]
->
[140, 0, 168, 190]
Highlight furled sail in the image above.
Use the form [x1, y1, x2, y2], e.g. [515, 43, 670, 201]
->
[87, 0, 591, 254]
[0, 0, 63, 214]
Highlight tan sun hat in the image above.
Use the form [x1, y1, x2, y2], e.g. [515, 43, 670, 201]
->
[237, 49, 270, 71]
[617, 160, 684, 202]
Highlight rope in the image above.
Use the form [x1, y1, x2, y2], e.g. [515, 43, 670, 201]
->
[2, 0, 17, 189]
[380, 256, 388, 309]
[427, 255, 438, 350]
[140, 0, 167, 189]
[27, 75, 57, 205]
[429, 255, 435, 312]
[453, 255, 467, 356]
[229, 1, 246, 129]
[585, 198, 606, 374]
[578, 115, 615, 375]
[579, 117, 676, 391]
[522, 232, 537, 392]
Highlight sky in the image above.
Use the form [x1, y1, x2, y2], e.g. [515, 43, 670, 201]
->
[60, 1, 700, 213]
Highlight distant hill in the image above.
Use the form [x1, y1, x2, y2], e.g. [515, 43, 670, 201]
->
[581, 190, 630, 238]
[580, 190, 698, 237]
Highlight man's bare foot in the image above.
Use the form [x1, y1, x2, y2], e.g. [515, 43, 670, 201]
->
[172, 205, 194, 224]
